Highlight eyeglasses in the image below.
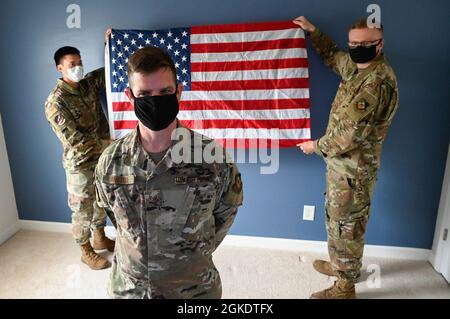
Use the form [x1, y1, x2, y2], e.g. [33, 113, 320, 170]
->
[348, 39, 382, 49]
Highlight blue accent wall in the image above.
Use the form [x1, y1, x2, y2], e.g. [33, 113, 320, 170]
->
[0, 0, 448, 249]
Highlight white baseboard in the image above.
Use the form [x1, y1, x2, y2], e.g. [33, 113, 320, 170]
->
[17, 219, 430, 261]
[19, 220, 116, 239]
[222, 235, 431, 261]
[0, 221, 20, 245]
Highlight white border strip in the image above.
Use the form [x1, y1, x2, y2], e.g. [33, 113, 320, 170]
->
[191, 48, 307, 63]
[191, 68, 309, 82]
[111, 89, 310, 102]
[17, 220, 430, 260]
[222, 235, 431, 261]
[191, 28, 303, 44]
[19, 220, 116, 239]
[114, 109, 311, 121]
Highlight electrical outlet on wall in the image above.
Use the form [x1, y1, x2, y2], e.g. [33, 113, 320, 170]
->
[303, 205, 315, 221]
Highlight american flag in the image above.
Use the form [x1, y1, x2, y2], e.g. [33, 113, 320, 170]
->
[105, 20, 311, 148]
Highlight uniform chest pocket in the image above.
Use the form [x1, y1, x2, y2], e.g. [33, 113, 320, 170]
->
[146, 187, 197, 250]
[112, 186, 143, 236]
[151, 187, 196, 228]
[152, 185, 215, 246]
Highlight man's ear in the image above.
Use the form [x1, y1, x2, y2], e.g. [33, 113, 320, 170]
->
[56, 64, 63, 73]
[376, 39, 384, 56]
[124, 87, 134, 104]
[176, 83, 183, 101]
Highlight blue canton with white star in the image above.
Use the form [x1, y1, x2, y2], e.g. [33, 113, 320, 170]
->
[109, 28, 191, 92]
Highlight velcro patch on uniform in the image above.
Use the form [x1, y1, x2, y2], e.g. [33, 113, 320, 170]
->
[356, 99, 368, 111]
[174, 176, 187, 185]
[223, 171, 243, 206]
[346, 97, 377, 122]
[174, 175, 212, 185]
[232, 173, 243, 193]
[103, 175, 135, 185]
[54, 114, 66, 126]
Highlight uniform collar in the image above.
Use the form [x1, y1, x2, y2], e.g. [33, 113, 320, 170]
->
[357, 53, 386, 76]
[56, 78, 81, 95]
[128, 120, 189, 174]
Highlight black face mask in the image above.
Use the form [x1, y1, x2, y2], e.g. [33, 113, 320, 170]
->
[134, 93, 179, 131]
[349, 42, 380, 64]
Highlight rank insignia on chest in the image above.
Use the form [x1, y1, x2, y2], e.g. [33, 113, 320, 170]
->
[356, 100, 367, 111]
[174, 176, 187, 185]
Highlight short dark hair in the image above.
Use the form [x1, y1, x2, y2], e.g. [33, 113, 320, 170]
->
[127, 46, 177, 85]
[54, 46, 80, 66]
[349, 18, 384, 34]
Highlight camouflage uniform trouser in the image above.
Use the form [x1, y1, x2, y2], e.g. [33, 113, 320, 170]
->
[325, 168, 377, 282]
[65, 167, 107, 245]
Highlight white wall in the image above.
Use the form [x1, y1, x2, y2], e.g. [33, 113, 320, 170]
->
[0, 113, 19, 245]
[430, 143, 450, 283]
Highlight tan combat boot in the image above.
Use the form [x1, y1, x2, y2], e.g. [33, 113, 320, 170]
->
[310, 279, 356, 299]
[80, 242, 110, 270]
[313, 260, 361, 280]
[91, 227, 115, 252]
[313, 260, 339, 277]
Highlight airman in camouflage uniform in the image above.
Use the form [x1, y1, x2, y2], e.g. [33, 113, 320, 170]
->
[95, 122, 243, 298]
[44, 43, 115, 270]
[95, 45, 243, 299]
[294, 17, 399, 298]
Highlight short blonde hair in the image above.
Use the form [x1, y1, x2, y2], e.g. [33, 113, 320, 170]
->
[349, 19, 384, 34]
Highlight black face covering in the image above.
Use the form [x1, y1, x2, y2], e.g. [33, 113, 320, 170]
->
[134, 93, 179, 131]
[349, 41, 380, 64]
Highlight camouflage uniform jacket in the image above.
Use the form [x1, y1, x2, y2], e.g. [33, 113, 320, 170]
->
[95, 123, 244, 298]
[310, 29, 399, 180]
[44, 68, 110, 171]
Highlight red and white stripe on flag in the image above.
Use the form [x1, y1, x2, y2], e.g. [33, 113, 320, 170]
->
[106, 21, 311, 148]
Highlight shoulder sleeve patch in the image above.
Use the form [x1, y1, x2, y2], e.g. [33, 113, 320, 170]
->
[346, 84, 381, 122]
[222, 165, 243, 206]
[54, 114, 66, 126]
[232, 173, 243, 193]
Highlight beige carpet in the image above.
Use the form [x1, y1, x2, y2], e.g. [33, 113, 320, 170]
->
[0, 230, 449, 299]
